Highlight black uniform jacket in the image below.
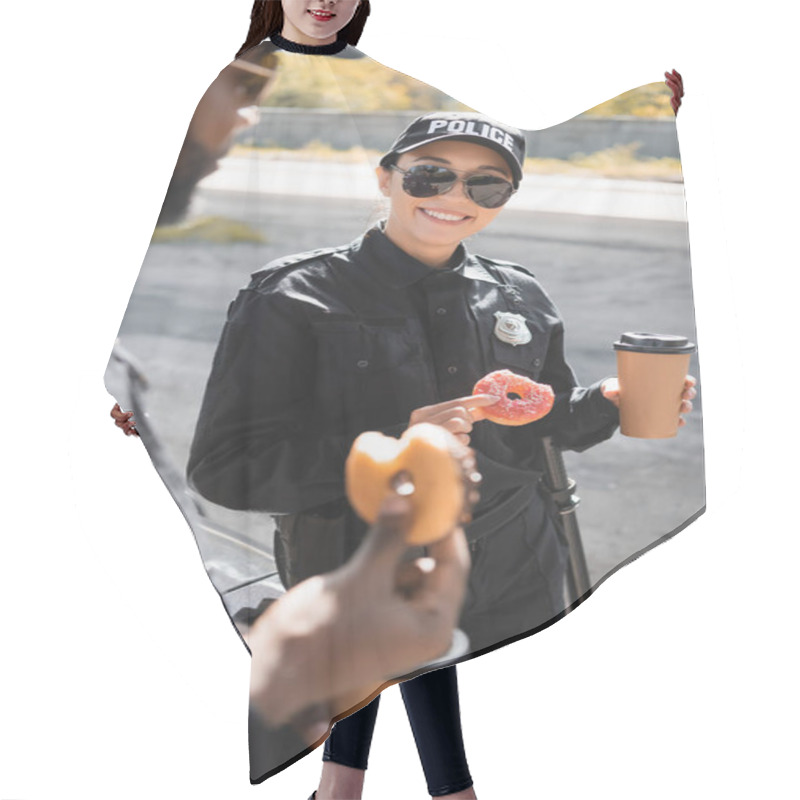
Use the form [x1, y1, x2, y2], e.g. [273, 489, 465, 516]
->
[187, 222, 619, 586]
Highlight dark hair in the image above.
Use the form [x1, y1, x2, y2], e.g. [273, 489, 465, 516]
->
[235, 1, 371, 59]
[379, 152, 397, 171]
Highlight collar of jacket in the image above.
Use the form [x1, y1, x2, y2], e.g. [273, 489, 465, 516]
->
[353, 222, 501, 289]
[269, 32, 349, 56]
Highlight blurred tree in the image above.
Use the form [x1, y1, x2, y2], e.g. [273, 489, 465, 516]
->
[262, 57, 672, 117]
[262, 53, 470, 111]
[583, 82, 674, 117]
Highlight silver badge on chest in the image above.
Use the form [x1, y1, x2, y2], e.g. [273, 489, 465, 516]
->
[493, 311, 532, 346]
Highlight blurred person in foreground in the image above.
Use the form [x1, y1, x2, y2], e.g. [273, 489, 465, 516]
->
[247, 465, 475, 780]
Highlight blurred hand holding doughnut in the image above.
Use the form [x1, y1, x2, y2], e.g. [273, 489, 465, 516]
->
[247, 492, 471, 738]
[346, 422, 482, 546]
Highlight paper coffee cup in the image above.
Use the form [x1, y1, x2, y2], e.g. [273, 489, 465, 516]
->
[613, 332, 696, 438]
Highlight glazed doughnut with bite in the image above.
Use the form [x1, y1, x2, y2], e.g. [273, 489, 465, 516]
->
[345, 422, 481, 546]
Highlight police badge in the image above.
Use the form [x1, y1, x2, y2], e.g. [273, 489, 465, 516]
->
[493, 311, 532, 346]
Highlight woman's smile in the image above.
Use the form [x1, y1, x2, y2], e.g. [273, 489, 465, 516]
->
[418, 206, 474, 225]
[308, 8, 335, 22]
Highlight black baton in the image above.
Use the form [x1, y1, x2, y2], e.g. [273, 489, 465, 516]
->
[540, 436, 592, 602]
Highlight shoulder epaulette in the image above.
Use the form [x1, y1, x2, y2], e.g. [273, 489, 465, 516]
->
[474, 253, 536, 279]
[250, 243, 351, 283]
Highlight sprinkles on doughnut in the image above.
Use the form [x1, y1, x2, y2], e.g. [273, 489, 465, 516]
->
[473, 369, 555, 426]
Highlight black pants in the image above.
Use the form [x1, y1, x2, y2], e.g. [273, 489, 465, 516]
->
[323, 665, 473, 797]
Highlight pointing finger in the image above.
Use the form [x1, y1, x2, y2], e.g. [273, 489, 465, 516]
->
[422, 395, 499, 415]
[460, 394, 501, 421]
[461, 393, 501, 407]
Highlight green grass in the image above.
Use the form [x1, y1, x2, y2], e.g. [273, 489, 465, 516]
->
[151, 215, 267, 244]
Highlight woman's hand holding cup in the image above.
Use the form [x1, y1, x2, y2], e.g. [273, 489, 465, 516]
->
[601, 374, 697, 429]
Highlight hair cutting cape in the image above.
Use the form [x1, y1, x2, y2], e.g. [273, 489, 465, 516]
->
[104, 37, 703, 782]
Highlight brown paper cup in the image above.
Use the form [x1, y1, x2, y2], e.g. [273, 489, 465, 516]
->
[614, 333, 696, 439]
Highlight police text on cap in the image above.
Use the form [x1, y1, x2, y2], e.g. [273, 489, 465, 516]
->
[427, 119, 516, 153]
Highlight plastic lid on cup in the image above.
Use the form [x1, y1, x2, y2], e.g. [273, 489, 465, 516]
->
[613, 332, 697, 354]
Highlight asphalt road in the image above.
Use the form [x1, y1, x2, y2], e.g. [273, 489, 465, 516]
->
[111, 184, 703, 611]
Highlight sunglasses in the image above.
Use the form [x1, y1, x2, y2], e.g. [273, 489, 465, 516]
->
[390, 164, 516, 209]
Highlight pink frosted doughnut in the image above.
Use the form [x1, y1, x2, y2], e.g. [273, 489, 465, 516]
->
[473, 369, 555, 426]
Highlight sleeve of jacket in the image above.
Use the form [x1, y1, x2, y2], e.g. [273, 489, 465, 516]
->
[523, 317, 620, 452]
[186, 284, 361, 514]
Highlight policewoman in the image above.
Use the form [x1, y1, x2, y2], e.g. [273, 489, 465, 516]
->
[188, 112, 623, 799]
